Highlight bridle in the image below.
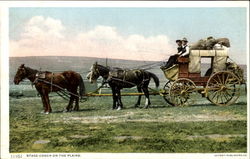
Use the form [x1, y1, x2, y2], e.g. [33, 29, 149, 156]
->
[15, 67, 27, 83]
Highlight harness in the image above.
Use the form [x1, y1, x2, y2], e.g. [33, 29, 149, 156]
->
[108, 69, 149, 87]
[32, 72, 46, 86]
[32, 71, 86, 102]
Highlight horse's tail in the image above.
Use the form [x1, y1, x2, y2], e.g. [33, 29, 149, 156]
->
[148, 72, 160, 88]
[79, 75, 86, 98]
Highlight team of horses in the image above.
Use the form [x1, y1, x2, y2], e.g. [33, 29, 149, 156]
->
[14, 63, 159, 114]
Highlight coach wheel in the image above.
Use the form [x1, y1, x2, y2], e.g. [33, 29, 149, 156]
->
[162, 81, 175, 106]
[169, 78, 196, 106]
[206, 71, 241, 106]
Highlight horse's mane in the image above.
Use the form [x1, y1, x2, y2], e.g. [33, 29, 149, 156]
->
[97, 64, 110, 71]
[24, 66, 53, 75]
[24, 66, 39, 74]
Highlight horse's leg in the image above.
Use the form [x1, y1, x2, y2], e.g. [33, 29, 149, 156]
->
[66, 95, 74, 112]
[40, 93, 46, 113]
[111, 87, 118, 109]
[74, 95, 79, 111]
[142, 86, 151, 109]
[36, 88, 46, 113]
[135, 86, 142, 108]
[72, 88, 79, 111]
[117, 89, 123, 110]
[44, 92, 52, 114]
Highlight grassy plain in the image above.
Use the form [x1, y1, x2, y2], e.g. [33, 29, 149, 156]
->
[9, 87, 247, 153]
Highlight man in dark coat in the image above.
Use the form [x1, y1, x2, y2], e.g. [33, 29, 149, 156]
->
[163, 39, 182, 69]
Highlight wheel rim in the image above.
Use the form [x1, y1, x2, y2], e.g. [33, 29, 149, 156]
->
[169, 78, 196, 106]
[162, 81, 175, 106]
[206, 71, 240, 106]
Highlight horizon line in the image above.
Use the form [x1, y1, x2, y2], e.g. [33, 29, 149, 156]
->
[9, 55, 165, 62]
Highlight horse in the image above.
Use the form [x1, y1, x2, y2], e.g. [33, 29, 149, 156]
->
[87, 62, 159, 110]
[13, 64, 85, 114]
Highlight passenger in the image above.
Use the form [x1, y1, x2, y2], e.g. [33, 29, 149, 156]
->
[180, 37, 190, 57]
[164, 37, 190, 69]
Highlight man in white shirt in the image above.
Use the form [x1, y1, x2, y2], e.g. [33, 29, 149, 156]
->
[180, 37, 190, 57]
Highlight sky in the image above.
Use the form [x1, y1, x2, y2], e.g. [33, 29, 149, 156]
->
[9, 7, 247, 64]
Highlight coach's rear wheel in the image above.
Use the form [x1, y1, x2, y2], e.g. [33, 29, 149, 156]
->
[162, 81, 175, 106]
[169, 78, 196, 106]
[206, 71, 241, 106]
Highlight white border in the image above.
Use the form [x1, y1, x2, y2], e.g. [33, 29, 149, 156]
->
[0, 1, 249, 7]
[1, 1, 249, 159]
[1, 5, 10, 159]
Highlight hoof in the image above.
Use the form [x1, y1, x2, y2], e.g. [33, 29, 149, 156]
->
[117, 107, 122, 110]
[45, 112, 50, 115]
[134, 104, 140, 108]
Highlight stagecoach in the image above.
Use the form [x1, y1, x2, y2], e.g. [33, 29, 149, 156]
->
[160, 49, 245, 106]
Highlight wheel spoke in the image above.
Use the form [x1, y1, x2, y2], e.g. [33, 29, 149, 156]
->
[211, 77, 220, 85]
[220, 92, 225, 104]
[224, 73, 230, 84]
[227, 81, 239, 86]
[225, 88, 234, 96]
[223, 91, 231, 102]
[210, 90, 218, 100]
[216, 74, 223, 84]
[222, 73, 226, 84]
[215, 91, 221, 103]
[218, 91, 225, 104]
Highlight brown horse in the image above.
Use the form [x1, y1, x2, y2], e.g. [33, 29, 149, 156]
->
[14, 64, 85, 114]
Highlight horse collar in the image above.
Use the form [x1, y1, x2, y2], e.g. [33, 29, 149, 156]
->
[36, 72, 46, 79]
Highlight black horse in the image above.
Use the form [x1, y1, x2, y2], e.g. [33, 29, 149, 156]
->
[87, 62, 159, 110]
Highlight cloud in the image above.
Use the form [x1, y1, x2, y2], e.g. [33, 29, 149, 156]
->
[10, 16, 175, 61]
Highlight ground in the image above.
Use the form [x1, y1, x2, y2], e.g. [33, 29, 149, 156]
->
[9, 87, 247, 153]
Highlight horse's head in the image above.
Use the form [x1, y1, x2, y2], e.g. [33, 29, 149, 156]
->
[87, 62, 100, 83]
[14, 64, 27, 84]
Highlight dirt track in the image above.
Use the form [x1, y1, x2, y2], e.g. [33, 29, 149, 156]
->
[55, 111, 246, 124]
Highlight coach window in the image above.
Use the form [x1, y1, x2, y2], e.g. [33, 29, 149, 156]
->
[201, 57, 213, 77]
